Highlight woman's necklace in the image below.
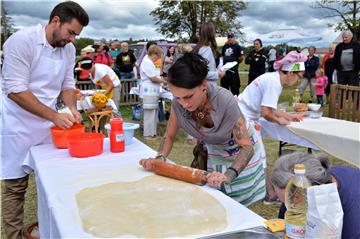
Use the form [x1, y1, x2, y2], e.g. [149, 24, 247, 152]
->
[196, 110, 207, 120]
[192, 95, 213, 129]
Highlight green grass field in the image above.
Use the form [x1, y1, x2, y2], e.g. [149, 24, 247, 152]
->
[1, 73, 351, 238]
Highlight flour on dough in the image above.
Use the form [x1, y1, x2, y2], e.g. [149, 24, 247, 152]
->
[76, 175, 228, 238]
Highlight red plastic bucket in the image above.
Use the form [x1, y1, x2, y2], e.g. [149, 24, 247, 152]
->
[50, 124, 84, 149]
[67, 133, 105, 158]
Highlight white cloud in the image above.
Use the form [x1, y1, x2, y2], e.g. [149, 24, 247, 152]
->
[238, 1, 342, 47]
[4, 0, 343, 47]
[82, 24, 162, 41]
[4, 0, 159, 40]
[10, 14, 47, 30]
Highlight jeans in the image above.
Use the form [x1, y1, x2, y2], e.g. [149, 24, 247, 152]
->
[317, 95, 324, 106]
[158, 100, 166, 122]
[119, 71, 135, 79]
[299, 77, 316, 98]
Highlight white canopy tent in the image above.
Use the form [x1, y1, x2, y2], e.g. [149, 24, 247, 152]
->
[259, 28, 322, 46]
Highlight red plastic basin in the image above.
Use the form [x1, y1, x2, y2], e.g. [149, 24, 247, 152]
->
[51, 124, 85, 149]
[67, 133, 105, 158]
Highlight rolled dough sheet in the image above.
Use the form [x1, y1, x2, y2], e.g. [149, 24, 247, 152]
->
[76, 175, 228, 238]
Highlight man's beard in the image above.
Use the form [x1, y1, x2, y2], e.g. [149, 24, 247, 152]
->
[51, 28, 70, 47]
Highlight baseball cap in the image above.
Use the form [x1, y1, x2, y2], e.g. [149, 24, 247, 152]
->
[227, 32, 235, 38]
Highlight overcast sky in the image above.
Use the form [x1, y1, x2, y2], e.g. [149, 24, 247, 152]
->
[3, 0, 341, 47]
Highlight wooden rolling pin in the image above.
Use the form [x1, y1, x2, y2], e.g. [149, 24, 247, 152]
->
[150, 160, 208, 186]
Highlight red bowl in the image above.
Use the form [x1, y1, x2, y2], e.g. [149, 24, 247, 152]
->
[51, 124, 85, 149]
[67, 133, 105, 158]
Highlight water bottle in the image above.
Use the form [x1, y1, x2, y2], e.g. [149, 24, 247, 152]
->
[110, 118, 125, 153]
[292, 89, 301, 105]
[285, 164, 310, 239]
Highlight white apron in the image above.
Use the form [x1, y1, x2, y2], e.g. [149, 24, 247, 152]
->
[1, 47, 68, 179]
[140, 81, 160, 110]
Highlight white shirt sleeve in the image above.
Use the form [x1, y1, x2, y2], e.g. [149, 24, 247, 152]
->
[140, 57, 157, 80]
[260, 76, 281, 109]
[2, 32, 32, 95]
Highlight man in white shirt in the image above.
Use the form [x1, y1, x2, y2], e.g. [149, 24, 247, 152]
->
[1, 2, 89, 238]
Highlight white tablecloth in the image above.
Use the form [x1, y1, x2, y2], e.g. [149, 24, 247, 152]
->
[24, 138, 264, 238]
[76, 96, 117, 111]
[288, 117, 360, 167]
[259, 118, 319, 149]
[130, 86, 173, 100]
[260, 117, 360, 167]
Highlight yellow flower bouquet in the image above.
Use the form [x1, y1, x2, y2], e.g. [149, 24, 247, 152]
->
[90, 92, 108, 109]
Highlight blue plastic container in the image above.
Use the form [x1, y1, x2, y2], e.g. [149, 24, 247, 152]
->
[105, 122, 140, 145]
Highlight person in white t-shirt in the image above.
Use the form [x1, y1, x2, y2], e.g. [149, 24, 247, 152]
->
[238, 51, 307, 125]
[78, 57, 121, 108]
[140, 45, 167, 139]
[238, 50, 307, 204]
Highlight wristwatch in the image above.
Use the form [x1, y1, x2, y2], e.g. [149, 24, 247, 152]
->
[224, 167, 239, 181]
[155, 154, 166, 162]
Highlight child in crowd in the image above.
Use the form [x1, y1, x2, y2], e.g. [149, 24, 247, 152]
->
[313, 68, 328, 106]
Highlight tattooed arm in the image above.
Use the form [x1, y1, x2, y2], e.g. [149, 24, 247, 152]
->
[224, 115, 254, 181]
[206, 115, 254, 187]
[139, 107, 179, 170]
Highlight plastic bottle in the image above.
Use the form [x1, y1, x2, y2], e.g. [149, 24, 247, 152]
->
[292, 89, 301, 105]
[110, 118, 125, 153]
[285, 164, 310, 239]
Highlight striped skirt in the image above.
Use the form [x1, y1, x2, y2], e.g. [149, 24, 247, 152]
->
[206, 120, 266, 207]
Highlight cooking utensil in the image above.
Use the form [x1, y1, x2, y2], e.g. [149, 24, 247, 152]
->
[149, 160, 208, 186]
[67, 133, 104, 158]
[307, 103, 321, 111]
[51, 123, 84, 149]
[105, 122, 140, 145]
[309, 111, 323, 119]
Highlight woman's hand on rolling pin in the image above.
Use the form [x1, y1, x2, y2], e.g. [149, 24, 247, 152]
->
[206, 171, 229, 188]
[139, 158, 157, 171]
